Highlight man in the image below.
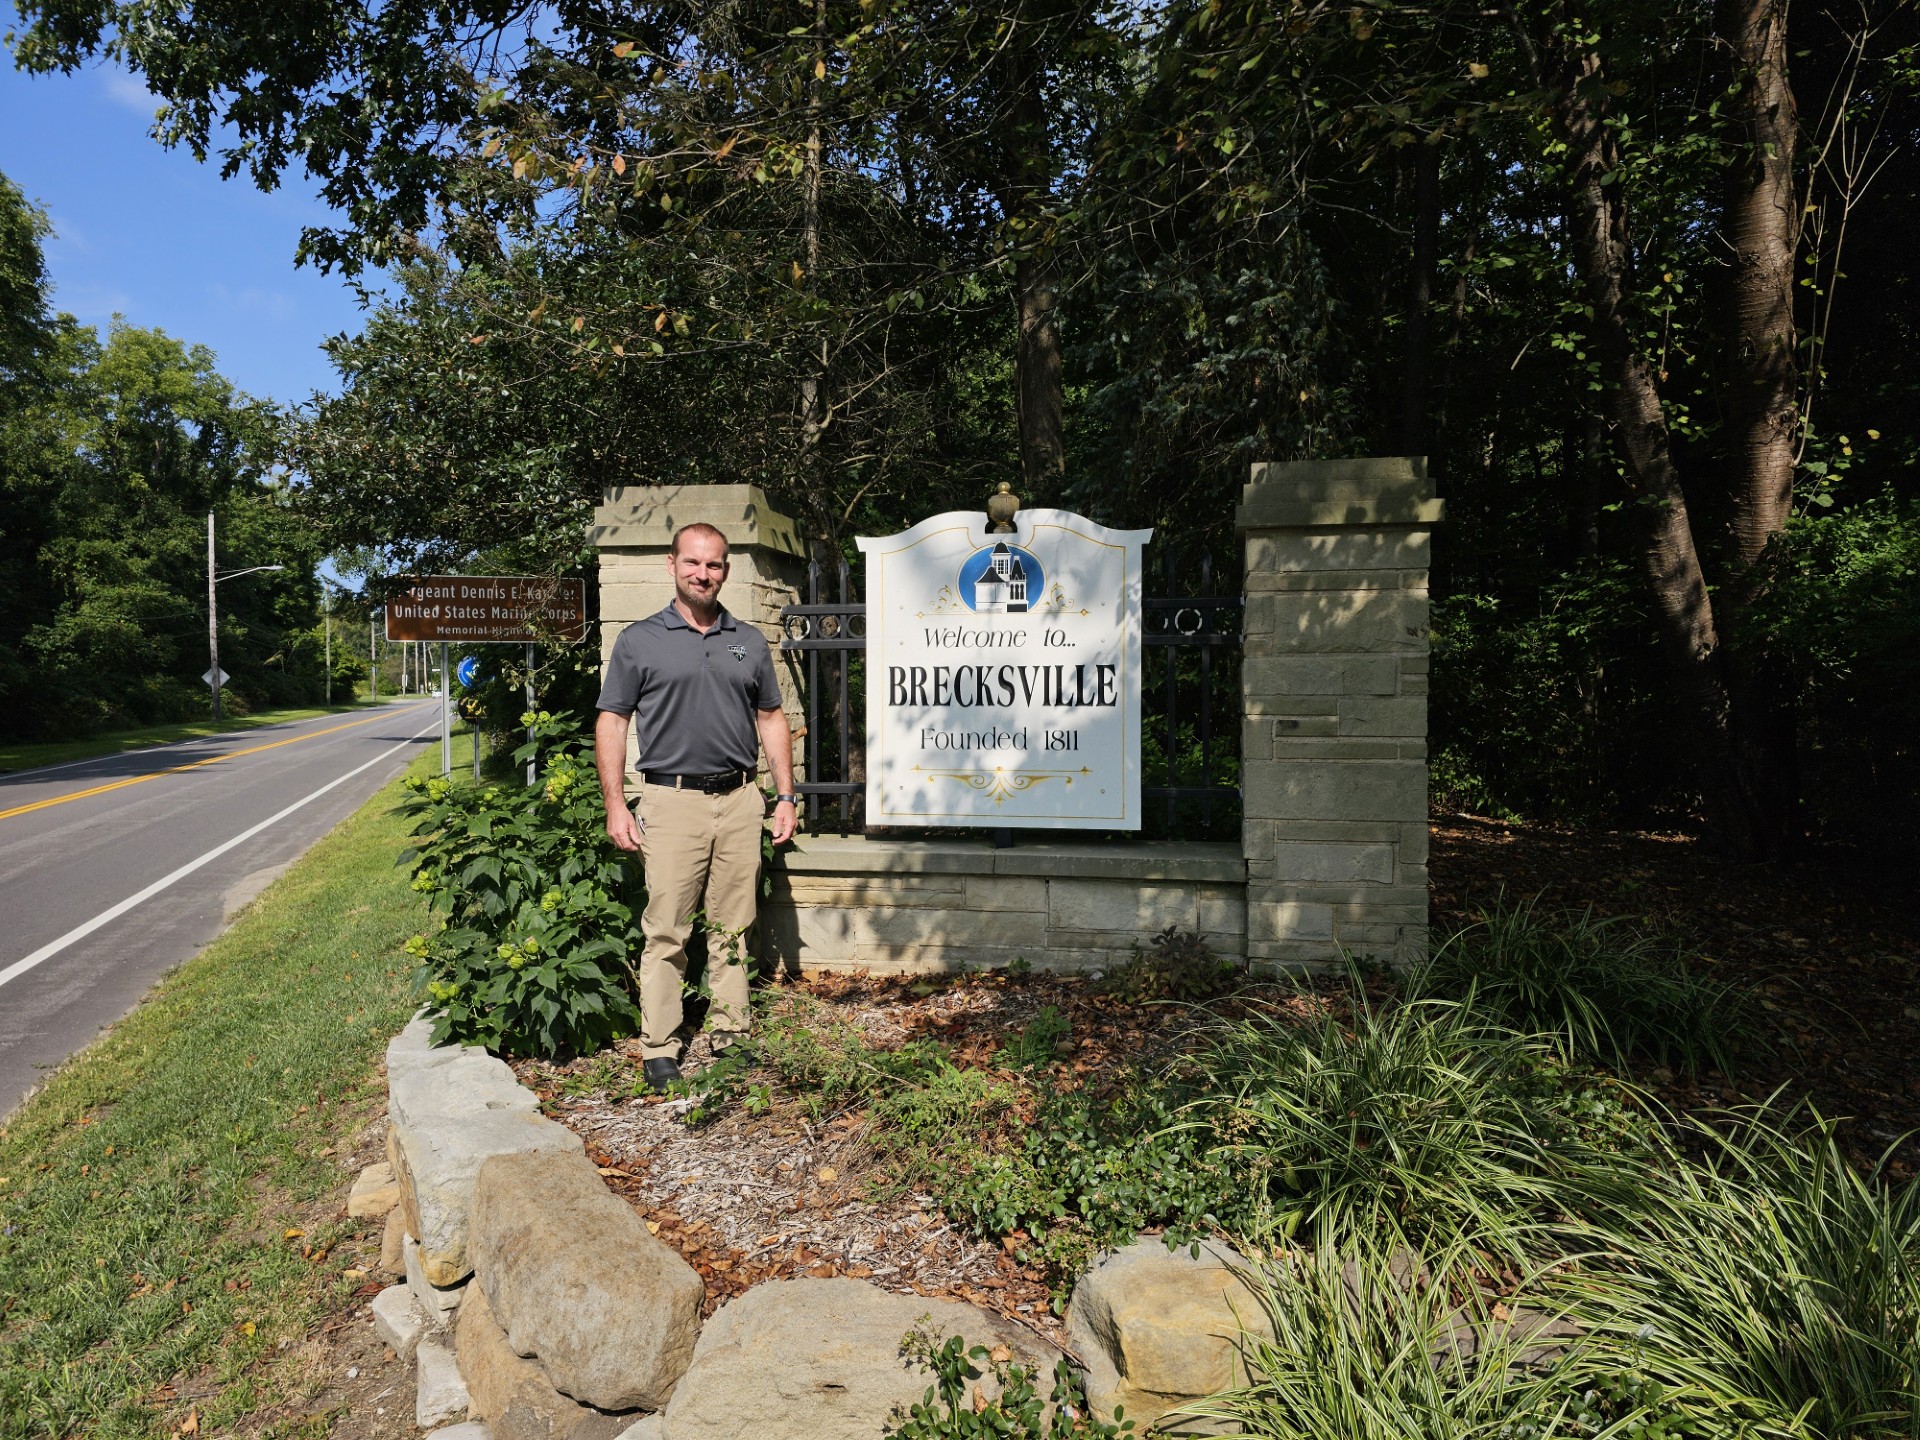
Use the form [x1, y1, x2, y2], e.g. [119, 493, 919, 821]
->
[595, 522, 798, 1091]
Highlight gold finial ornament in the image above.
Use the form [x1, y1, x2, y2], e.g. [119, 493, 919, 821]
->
[986, 481, 1020, 533]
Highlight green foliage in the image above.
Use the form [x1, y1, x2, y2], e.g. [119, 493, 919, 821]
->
[400, 710, 644, 1057]
[888, 1327, 1131, 1440]
[1745, 494, 1920, 848]
[1411, 896, 1752, 1075]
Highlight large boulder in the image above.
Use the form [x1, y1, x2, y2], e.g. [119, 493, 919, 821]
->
[386, 1019, 582, 1286]
[1066, 1237, 1273, 1435]
[471, 1148, 705, 1412]
[456, 1284, 636, 1440]
[659, 1278, 1062, 1440]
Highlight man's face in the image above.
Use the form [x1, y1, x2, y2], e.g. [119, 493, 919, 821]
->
[670, 532, 729, 611]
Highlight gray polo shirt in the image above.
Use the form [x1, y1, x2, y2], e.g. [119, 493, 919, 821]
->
[596, 605, 782, 774]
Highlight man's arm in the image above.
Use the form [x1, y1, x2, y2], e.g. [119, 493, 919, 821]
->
[755, 705, 797, 845]
[595, 708, 642, 852]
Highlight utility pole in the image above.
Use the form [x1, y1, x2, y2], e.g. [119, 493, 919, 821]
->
[370, 616, 378, 701]
[323, 583, 332, 706]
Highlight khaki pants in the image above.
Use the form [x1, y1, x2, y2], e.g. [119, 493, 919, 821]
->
[634, 781, 763, 1060]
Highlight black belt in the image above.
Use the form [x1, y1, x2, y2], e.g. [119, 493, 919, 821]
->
[642, 769, 752, 794]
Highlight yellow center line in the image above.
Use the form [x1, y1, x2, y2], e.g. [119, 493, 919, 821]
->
[0, 705, 437, 823]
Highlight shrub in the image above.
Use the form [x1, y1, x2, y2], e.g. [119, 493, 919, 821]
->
[400, 710, 644, 1057]
[1098, 927, 1245, 1003]
[1411, 895, 1751, 1074]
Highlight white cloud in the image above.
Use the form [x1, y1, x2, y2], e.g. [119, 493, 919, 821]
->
[98, 68, 160, 115]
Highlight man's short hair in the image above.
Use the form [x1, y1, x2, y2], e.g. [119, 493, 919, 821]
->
[670, 522, 730, 557]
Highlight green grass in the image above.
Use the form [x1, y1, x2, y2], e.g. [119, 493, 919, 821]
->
[0, 698, 383, 775]
[0, 745, 450, 1439]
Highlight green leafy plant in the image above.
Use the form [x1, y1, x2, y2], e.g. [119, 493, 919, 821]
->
[1099, 927, 1246, 1004]
[399, 709, 644, 1057]
[887, 1325, 1132, 1439]
[1411, 894, 1751, 1074]
[1003, 1006, 1071, 1070]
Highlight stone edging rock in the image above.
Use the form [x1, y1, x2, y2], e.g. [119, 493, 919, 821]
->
[362, 1019, 1266, 1437]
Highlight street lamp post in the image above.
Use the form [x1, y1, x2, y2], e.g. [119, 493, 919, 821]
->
[206, 510, 286, 722]
[323, 582, 333, 706]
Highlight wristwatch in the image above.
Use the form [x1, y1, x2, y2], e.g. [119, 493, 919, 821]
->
[774, 793, 801, 805]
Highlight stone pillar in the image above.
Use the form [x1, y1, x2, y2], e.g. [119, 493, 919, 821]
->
[1236, 457, 1442, 969]
[589, 484, 808, 785]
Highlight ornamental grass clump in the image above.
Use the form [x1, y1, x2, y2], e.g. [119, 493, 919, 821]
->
[1164, 991, 1653, 1252]
[1180, 1231, 1697, 1440]
[399, 710, 644, 1058]
[1412, 894, 1751, 1075]
[1562, 1109, 1920, 1439]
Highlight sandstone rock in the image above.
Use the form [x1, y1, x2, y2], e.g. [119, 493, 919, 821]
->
[471, 1149, 704, 1412]
[407, 1234, 469, 1319]
[456, 1284, 635, 1440]
[1066, 1237, 1273, 1435]
[417, 1336, 473, 1428]
[372, 1284, 429, 1361]
[614, 1419, 663, 1440]
[386, 1020, 582, 1286]
[661, 1278, 1062, 1440]
[381, 1208, 408, 1276]
[428, 1424, 494, 1440]
[350, 1161, 401, 1219]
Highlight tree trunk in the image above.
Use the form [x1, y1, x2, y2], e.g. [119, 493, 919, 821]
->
[1400, 140, 1442, 455]
[1506, 1, 1768, 858]
[1716, 0, 1801, 853]
[796, 0, 828, 478]
[999, 25, 1063, 493]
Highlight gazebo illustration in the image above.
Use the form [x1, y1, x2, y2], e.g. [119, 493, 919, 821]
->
[971, 542, 1031, 614]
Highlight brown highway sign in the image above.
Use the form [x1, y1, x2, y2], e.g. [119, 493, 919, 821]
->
[384, 576, 588, 643]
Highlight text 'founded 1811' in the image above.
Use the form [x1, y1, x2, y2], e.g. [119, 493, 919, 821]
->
[858, 508, 1152, 829]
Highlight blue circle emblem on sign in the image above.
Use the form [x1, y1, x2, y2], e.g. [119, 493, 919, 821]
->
[456, 656, 480, 688]
[957, 542, 1044, 615]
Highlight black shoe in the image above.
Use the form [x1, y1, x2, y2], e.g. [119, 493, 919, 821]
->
[643, 1057, 683, 1093]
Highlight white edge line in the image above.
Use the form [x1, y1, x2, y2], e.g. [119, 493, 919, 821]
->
[0, 714, 443, 990]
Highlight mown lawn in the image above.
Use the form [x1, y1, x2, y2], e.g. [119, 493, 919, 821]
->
[0, 749, 441, 1440]
[0, 699, 381, 776]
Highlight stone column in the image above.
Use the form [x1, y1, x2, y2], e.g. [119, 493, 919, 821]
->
[1236, 457, 1442, 969]
[589, 484, 808, 786]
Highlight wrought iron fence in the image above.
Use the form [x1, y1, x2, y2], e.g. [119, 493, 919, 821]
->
[779, 548, 1242, 839]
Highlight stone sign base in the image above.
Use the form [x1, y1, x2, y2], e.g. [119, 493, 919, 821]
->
[764, 836, 1246, 975]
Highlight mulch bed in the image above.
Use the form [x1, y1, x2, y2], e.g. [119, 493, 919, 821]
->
[511, 813, 1920, 1347]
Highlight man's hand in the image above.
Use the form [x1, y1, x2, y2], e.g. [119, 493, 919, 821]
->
[770, 798, 797, 846]
[606, 803, 643, 852]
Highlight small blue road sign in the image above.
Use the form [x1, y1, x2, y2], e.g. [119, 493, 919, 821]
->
[456, 656, 480, 688]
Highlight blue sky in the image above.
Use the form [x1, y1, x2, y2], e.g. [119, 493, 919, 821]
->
[0, 60, 375, 409]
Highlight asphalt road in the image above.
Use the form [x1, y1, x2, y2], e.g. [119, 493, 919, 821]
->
[0, 701, 443, 1116]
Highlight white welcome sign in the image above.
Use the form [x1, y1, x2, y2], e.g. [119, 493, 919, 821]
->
[858, 509, 1153, 828]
